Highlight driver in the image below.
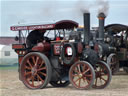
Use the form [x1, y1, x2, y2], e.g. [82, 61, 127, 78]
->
[26, 29, 46, 48]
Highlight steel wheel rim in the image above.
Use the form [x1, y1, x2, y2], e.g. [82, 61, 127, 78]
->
[69, 62, 94, 89]
[21, 54, 47, 89]
[93, 61, 111, 89]
[110, 55, 118, 74]
[107, 54, 119, 75]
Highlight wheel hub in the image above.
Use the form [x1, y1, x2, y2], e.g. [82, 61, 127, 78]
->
[96, 72, 101, 78]
[31, 67, 37, 75]
[79, 73, 83, 78]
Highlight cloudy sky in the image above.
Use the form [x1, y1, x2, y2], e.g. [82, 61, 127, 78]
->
[1, 0, 128, 36]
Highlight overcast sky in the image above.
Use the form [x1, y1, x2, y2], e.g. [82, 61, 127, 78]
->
[1, 0, 128, 36]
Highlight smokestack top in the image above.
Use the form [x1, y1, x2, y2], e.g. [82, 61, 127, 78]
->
[97, 12, 106, 42]
[98, 12, 106, 19]
[83, 12, 90, 15]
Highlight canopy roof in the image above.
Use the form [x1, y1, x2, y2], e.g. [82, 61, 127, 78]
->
[10, 20, 78, 31]
[105, 24, 128, 33]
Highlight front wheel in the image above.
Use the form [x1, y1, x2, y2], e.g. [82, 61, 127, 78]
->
[20, 52, 52, 89]
[69, 61, 95, 90]
[92, 61, 112, 89]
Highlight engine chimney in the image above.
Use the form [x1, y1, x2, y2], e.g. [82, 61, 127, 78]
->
[83, 13, 90, 45]
[98, 13, 106, 42]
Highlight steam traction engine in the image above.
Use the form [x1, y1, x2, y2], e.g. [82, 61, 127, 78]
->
[11, 13, 112, 90]
[104, 24, 128, 74]
[87, 12, 128, 74]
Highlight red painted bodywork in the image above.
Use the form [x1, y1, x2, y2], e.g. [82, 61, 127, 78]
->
[32, 42, 51, 52]
[19, 56, 23, 65]
[77, 42, 83, 54]
[53, 43, 62, 55]
[94, 44, 99, 53]
[12, 44, 26, 49]
[11, 24, 55, 31]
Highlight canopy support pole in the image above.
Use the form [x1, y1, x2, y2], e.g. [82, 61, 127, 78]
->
[19, 30, 22, 44]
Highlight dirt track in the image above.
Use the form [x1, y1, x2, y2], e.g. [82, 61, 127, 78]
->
[0, 69, 128, 96]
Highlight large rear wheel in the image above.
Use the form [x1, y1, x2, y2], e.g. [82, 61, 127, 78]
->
[93, 61, 112, 89]
[20, 52, 52, 89]
[69, 61, 95, 90]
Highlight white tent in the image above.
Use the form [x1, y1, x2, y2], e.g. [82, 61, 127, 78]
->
[0, 44, 18, 65]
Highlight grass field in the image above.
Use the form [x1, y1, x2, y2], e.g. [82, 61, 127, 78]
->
[0, 65, 18, 70]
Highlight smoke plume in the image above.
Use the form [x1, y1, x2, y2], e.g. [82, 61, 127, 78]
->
[36, 0, 109, 23]
[95, 0, 109, 16]
[75, 0, 90, 13]
[74, 0, 109, 16]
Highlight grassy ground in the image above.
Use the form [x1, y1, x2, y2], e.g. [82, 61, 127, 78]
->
[0, 66, 18, 70]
